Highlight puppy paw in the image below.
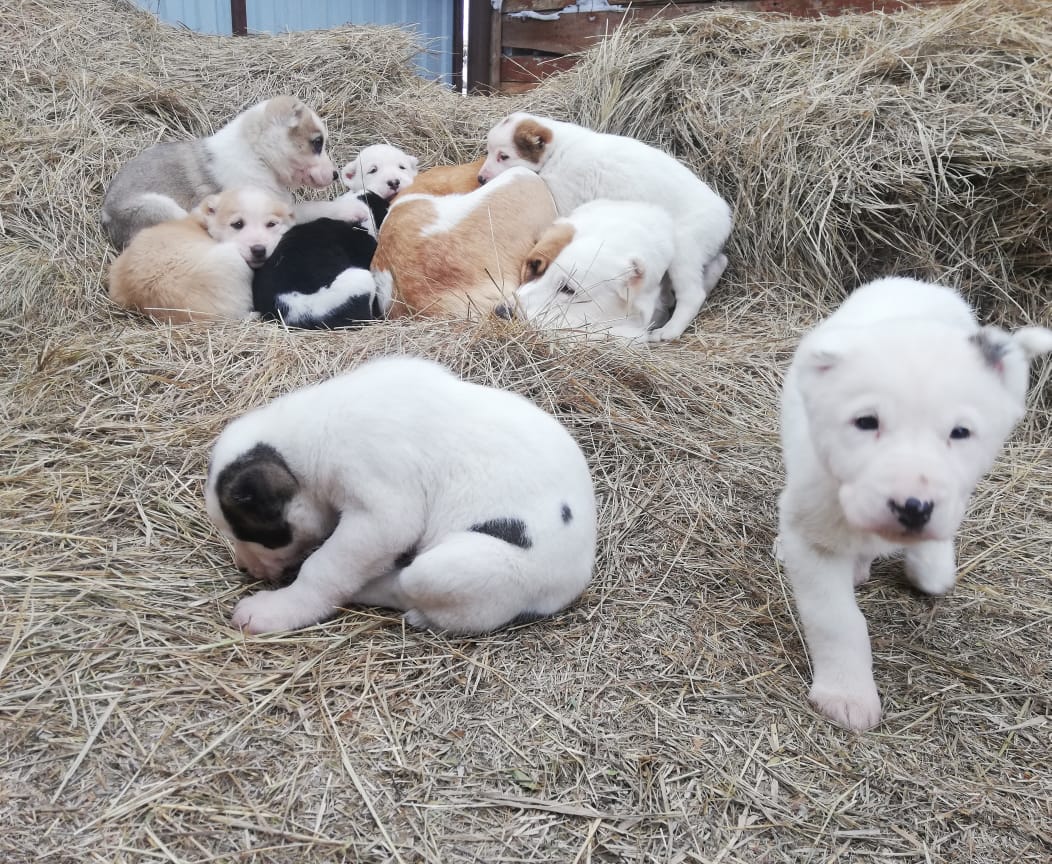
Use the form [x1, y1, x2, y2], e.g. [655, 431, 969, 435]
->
[403, 609, 433, 631]
[232, 589, 327, 634]
[904, 541, 957, 596]
[331, 194, 371, 225]
[808, 682, 882, 731]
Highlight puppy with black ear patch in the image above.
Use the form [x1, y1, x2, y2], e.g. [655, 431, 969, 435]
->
[251, 193, 390, 329]
[205, 356, 597, 634]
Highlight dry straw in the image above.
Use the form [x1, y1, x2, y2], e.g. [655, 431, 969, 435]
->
[1, 0, 1050, 861]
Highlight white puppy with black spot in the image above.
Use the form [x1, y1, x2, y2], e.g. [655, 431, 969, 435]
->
[479, 112, 731, 342]
[779, 276, 1052, 731]
[205, 356, 597, 635]
[341, 143, 419, 201]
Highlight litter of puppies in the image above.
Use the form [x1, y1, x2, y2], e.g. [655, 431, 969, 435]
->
[4, 0, 1052, 860]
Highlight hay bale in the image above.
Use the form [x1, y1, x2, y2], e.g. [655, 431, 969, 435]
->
[1, 0, 1050, 861]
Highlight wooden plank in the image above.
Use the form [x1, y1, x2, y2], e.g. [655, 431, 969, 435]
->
[466, 0, 494, 92]
[501, 7, 684, 55]
[500, 54, 580, 83]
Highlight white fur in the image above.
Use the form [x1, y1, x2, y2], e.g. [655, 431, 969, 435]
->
[480, 112, 732, 342]
[276, 269, 376, 326]
[205, 357, 597, 635]
[778, 276, 1052, 731]
[516, 199, 686, 340]
[342, 144, 419, 200]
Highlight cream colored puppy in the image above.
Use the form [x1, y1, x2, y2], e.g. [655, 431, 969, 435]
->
[109, 187, 293, 324]
[779, 277, 1052, 731]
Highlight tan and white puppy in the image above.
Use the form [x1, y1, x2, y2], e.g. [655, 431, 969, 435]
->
[109, 187, 293, 324]
[372, 167, 557, 319]
[479, 113, 732, 342]
[398, 156, 485, 198]
[205, 356, 597, 635]
[508, 199, 720, 341]
[102, 95, 365, 249]
[779, 277, 1052, 731]
[341, 144, 419, 201]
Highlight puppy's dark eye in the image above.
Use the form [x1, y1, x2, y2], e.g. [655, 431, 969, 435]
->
[310, 136, 323, 155]
[498, 152, 508, 162]
[368, 167, 378, 174]
[854, 415, 879, 431]
[558, 283, 575, 296]
[950, 426, 971, 440]
[398, 164, 406, 170]
[231, 219, 245, 230]
[266, 220, 277, 229]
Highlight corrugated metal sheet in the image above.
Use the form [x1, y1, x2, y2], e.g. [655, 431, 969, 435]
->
[132, 1, 455, 83]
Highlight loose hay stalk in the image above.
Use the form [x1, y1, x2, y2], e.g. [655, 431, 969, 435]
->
[1, 0, 1050, 861]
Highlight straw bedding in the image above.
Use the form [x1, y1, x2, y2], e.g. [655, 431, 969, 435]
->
[2, 0, 1050, 860]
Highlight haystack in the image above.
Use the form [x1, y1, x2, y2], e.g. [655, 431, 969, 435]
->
[2, 0, 1049, 861]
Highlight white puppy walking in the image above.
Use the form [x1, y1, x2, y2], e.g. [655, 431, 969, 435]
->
[779, 277, 1052, 731]
[479, 112, 731, 342]
[206, 357, 597, 635]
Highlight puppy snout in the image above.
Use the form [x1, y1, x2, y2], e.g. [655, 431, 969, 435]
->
[388, 178, 400, 190]
[477, 174, 487, 185]
[332, 169, 339, 181]
[889, 497, 933, 531]
[494, 302, 514, 320]
[250, 244, 267, 262]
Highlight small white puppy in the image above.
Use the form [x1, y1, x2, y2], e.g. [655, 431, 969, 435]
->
[342, 144, 419, 201]
[510, 199, 724, 341]
[779, 276, 1052, 731]
[205, 356, 597, 635]
[479, 113, 731, 342]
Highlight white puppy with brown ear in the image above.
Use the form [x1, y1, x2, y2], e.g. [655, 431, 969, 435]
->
[205, 356, 597, 635]
[779, 276, 1052, 731]
[341, 144, 419, 201]
[510, 199, 724, 341]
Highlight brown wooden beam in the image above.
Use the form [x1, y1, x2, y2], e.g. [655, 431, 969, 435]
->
[230, 0, 247, 36]
[466, 0, 494, 92]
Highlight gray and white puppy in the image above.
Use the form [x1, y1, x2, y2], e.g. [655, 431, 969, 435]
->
[205, 356, 598, 635]
[102, 95, 368, 249]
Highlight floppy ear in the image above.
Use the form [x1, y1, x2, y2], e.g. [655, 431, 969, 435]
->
[216, 444, 299, 548]
[796, 329, 850, 378]
[342, 161, 359, 183]
[617, 258, 646, 302]
[521, 252, 551, 285]
[193, 194, 220, 228]
[513, 119, 553, 162]
[972, 324, 1052, 402]
[520, 221, 575, 285]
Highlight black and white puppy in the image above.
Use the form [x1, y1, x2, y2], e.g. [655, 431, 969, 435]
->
[205, 356, 597, 634]
[252, 192, 390, 329]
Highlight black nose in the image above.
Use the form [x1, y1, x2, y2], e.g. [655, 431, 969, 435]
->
[388, 178, 400, 190]
[332, 169, 339, 181]
[250, 244, 267, 260]
[889, 497, 933, 531]
[494, 303, 513, 320]
[477, 174, 486, 185]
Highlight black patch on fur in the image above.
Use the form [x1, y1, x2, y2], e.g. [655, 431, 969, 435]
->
[215, 443, 298, 549]
[560, 503, 573, 524]
[358, 191, 390, 231]
[393, 546, 417, 570]
[252, 218, 381, 328]
[470, 517, 532, 549]
[970, 328, 1008, 368]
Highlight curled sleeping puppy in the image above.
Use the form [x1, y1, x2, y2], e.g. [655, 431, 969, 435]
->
[397, 156, 485, 198]
[372, 167, 557, 319]
[251, 192, 391, 329]
[205, 356, 598, 634]
[108, 186, 293, 324]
